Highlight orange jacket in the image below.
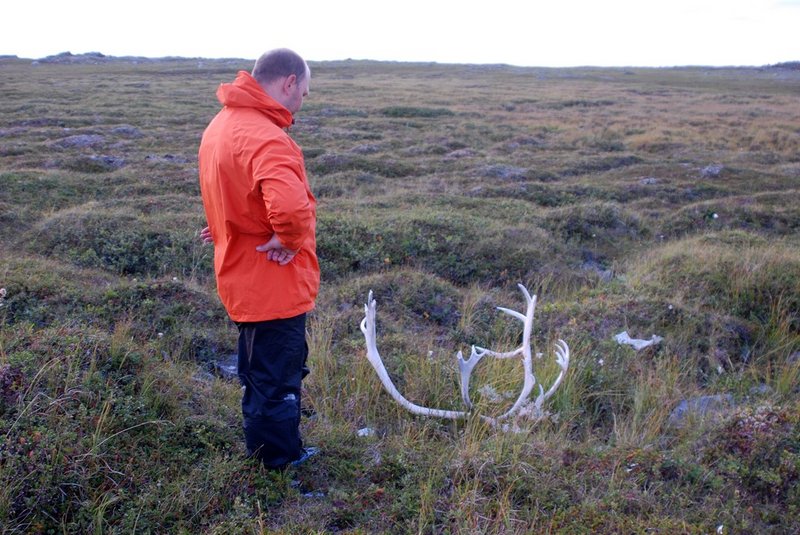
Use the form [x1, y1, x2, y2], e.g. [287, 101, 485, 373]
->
[198, 71, 319, 322]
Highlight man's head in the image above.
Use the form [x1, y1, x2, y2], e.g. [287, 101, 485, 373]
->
[252, 48, 310, 115]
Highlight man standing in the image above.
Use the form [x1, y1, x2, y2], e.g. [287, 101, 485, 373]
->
[198, 49, 319, 469]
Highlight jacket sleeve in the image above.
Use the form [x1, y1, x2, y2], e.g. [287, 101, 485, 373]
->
[251, 138, 313, 252]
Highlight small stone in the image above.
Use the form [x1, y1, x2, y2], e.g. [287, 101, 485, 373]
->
[213, 354, 239, 380]
[351, 143, 381, 154]
[701, 164, 724, 178]
[445, 148, 476, 159]
[749, 384, 772, 396]
[111, 125, 143, 138]
[479, 164, 528, 181]
[667, 394, 734, 428]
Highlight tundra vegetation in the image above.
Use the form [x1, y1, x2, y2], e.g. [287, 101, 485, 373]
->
[0, 55, 799, 533]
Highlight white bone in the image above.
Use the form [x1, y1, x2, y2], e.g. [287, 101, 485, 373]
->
[359, 284, 570, 427]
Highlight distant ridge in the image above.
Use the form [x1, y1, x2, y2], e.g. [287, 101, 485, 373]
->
[30, 51, 247, 65]
[771, 61, 800, 70]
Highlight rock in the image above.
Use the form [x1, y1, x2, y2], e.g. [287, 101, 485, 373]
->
[701, 164, 724, 178]
[667, 394, 734, 428]
[640, 177, 659, 185]
[89, 155, 125, 170]
[56, 134, 105, 148]
[0, 127, 25, 138]
[749, 384, 773, 396]
[212, 353, 238, 380]
[351, 143, 381, 154]
[581, 259, 613, 282]
[479, 164, 528, 181]
[145, 153, 189, 164]
[111, 125, 143, 138]
[61, 154, 125, 172]
[445, 148, 476, 159]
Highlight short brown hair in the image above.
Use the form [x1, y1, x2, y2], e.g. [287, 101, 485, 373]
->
[252, 48, 308, 85]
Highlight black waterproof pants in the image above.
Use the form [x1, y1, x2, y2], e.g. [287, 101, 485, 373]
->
[236, 313, 309, 468]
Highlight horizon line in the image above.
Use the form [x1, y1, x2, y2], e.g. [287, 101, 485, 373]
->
[2, 50, 798, 70]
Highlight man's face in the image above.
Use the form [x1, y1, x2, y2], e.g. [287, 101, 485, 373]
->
[285, 67, 310, 115]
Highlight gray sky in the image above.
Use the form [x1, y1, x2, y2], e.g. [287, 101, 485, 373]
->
[3, 0, 799, 66]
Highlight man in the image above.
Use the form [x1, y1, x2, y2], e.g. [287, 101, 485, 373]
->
[198, 48, 319, 469]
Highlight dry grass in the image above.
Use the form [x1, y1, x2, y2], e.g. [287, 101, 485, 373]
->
[0, 56, 799, 532]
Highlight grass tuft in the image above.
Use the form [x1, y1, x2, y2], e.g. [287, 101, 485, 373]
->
[2, 57, 799, 532]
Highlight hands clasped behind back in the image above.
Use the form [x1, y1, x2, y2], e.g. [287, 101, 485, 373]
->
[255, 233, 298, 265]
[199, 226, 297, 266]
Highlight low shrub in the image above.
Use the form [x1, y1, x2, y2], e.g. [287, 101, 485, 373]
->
[379, 106, 455, 118]
[308, 152, 415, 177]
[661, 193, 800, 238]
[543, 201, 649, 246]
[703, 402, 800, 504]
[317, 208, 566, 286]
[560, 155, 643, 176]
[23, 203, 210, 278]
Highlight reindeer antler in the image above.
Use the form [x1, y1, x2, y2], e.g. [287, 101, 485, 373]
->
[361, 291, 469, 420]
[359, 284, 570, 426]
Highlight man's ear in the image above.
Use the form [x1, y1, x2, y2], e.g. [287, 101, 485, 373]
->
[283, 74, 297, 94]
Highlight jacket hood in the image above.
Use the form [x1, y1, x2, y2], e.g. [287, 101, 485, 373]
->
[216, 71, 293, 128]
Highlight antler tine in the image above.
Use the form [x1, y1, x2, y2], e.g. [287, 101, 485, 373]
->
[517, 283, 534, 304]
[496, 306, 526, 323]
[457, 346, 485, 409]
[541, 339, 570, 402]
[555, 339, 570, 370]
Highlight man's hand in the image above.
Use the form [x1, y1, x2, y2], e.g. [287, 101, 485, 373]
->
[199, 226, 213, 244]
[256, 234, 298, 266]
